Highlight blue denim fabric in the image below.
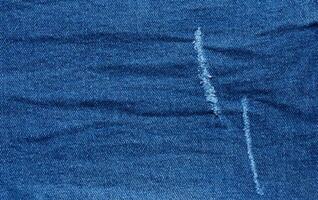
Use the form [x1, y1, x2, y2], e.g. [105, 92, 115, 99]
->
[1, 1, 317, 199]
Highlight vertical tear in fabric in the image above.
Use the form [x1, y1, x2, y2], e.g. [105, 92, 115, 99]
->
[194, 27, 220, 116]
[241, 96, 264, 195]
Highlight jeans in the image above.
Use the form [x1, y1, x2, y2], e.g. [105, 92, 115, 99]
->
[1, 1, 317, 199]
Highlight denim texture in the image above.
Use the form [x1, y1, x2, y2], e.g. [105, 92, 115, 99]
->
[1, 1, 318, 199]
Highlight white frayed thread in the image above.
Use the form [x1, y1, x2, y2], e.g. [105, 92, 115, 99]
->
[242, 96, 264, 195]
[194, 27, 219, 115]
